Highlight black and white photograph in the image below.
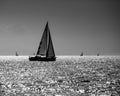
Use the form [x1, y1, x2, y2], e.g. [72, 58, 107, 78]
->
[0, 0, 120, 95]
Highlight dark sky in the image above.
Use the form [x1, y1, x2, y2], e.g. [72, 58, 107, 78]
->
[0, 0, 120, 55]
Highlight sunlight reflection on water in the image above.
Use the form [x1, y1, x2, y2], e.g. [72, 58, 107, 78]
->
[0, 55, 120, 62]
[0, 56, 29, 61]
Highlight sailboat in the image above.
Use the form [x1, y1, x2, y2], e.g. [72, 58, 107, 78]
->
[16, 51, 18, 56]
[97, 53, 99, 56]
[80, 52, 83, 56]
[29, 22, 56, 61]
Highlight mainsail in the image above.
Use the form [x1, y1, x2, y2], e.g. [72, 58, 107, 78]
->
[36, 22, 55, 58]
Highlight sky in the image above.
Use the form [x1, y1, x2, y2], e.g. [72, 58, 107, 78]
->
[0, 0, 120, 55]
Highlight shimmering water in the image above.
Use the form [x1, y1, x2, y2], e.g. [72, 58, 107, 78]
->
[0, 56, 120, 96]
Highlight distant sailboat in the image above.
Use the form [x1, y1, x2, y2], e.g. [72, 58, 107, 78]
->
[97, 53, 99, 56]
[29, 22, 56, 61]
[80, 52, 83, 56]
[16, 51, 18, 56]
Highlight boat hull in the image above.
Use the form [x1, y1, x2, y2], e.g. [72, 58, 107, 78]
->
[29, 56, 56, 61]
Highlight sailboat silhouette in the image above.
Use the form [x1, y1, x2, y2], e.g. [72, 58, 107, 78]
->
[97, 53, 99, 56]
[80, 52, 83, 56]
[29, 22, 56, 61]
[15, 51, 18, 56]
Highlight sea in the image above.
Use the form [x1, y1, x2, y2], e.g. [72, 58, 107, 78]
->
[0, 56, 120, 96]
